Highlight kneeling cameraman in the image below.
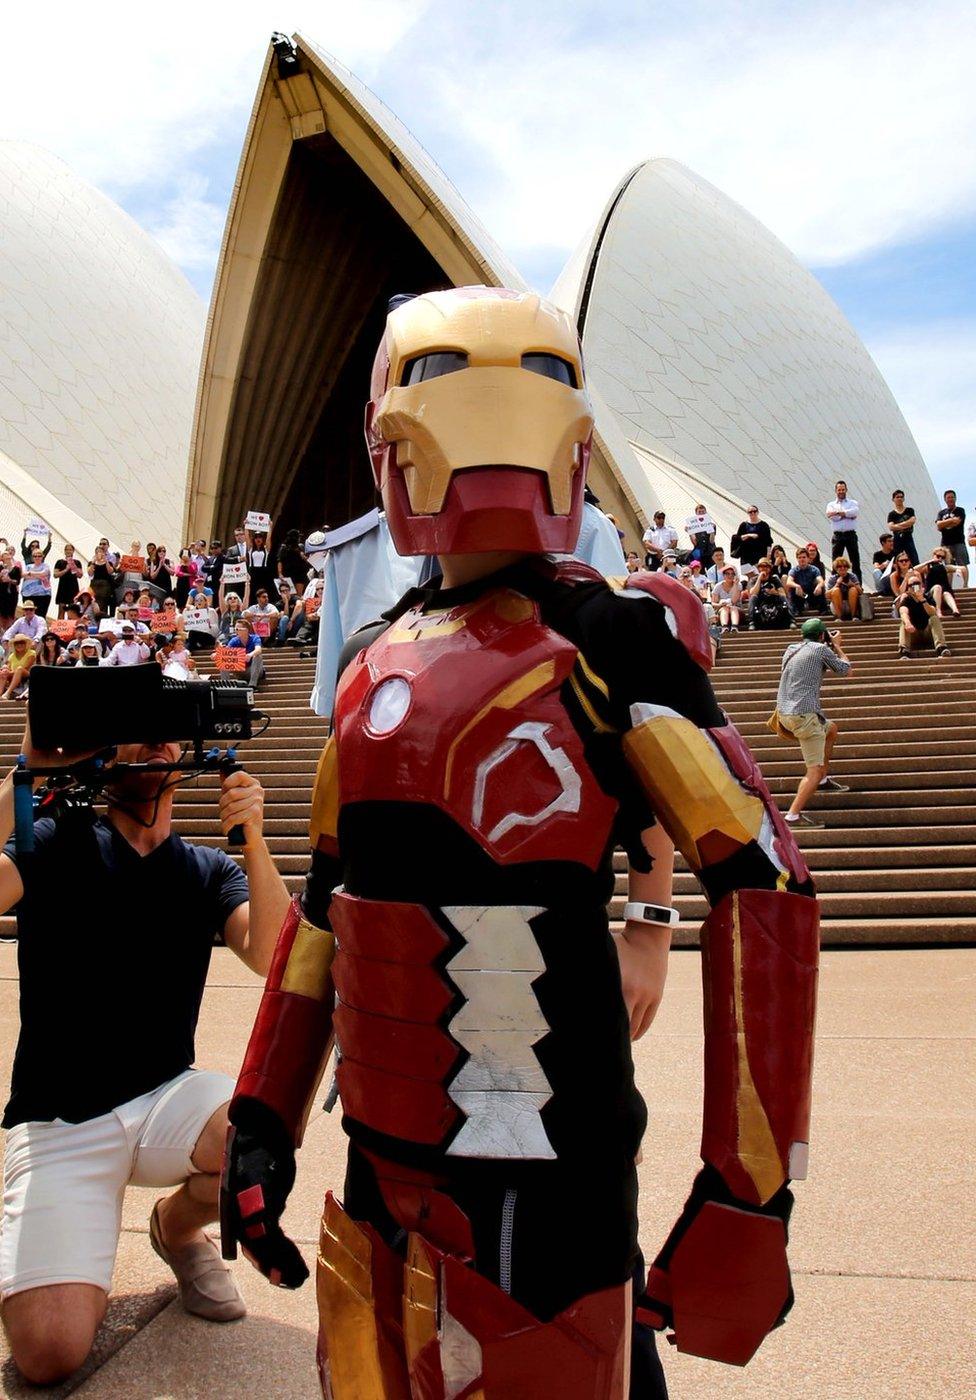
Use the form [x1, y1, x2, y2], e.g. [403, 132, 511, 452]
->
[0, 718, 289, 1384]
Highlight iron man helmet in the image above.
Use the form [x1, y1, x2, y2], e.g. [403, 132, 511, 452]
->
[365, 286, 594, 556]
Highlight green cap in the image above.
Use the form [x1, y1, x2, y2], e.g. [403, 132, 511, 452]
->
[801, 617, 828, 639]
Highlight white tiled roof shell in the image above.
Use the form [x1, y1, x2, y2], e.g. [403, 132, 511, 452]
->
[0, 142, 205, 553]
[556, 159, 940, 555]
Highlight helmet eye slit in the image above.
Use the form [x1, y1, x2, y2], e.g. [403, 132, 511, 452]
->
[401, 351, 469, 385]
[521, 353, 577, 387]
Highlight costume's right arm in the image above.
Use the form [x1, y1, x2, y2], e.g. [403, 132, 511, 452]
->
[221, 736, 341, 1287]
[230, 734, 340, 1147]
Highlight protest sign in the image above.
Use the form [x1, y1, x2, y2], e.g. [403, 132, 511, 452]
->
[252, 617, 271, 637]
[222, 561, 248, 585]
[98, 618, 119, 633]
[151, 612, 175, 632]
[214, 645, 246, 673]
[48, 618, 76, 640]
[183, 607, 207, 628]
[245, 510, 272, 532]
[304, 595, 321, 619]
[120, 554, 145, 573]
[25, 519, 49, 538]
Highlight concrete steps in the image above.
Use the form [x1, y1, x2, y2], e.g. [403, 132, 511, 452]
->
[2, 600, 973, 946]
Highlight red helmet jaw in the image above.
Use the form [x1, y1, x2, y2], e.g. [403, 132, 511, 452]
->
[376, 456, 588, 557]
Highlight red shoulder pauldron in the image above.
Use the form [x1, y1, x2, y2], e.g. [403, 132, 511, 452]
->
[623, 571, 713, 672]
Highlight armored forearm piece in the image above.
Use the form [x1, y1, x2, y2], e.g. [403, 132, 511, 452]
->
[700, 888, 818, 1205]
[231, 895, 336, 1145]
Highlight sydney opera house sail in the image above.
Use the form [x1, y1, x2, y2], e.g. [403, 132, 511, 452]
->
[0, 142, 204, 553]
[186, 34, 648, 546]
[552, 159, 939, 552]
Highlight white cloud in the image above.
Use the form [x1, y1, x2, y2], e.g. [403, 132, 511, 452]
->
[867, 321, 976, 502]
[0, 1, 431, 196]
[378, 0, 976, 274]
[146, 174, 227, 271]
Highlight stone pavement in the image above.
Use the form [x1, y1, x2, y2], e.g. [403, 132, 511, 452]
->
[0, 942, 972, 1398]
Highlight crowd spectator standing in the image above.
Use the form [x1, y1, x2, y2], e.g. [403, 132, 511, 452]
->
[771, 617, 852, 828]
[89, 546, 116, 616]
[935, 490, 968, 589]
[887, 490, 918, 565]
[825, 480, 861, 580]
[0, 550, 22, 633]
[20, 548, 52, 619]
[53, 545, 83, 617]
[276, 529, 307, 590]
[641, 511, 678, 570]
[732, 505, 773, 576]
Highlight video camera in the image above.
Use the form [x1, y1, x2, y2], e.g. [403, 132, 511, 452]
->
[28, 665, 255, 753]
[14, 668, 265, 854]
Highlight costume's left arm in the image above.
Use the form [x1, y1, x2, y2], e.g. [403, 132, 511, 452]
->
[613, 572, 818, 1368]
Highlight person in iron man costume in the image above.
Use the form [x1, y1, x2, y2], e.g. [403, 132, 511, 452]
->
[220, 286, 819, 1399]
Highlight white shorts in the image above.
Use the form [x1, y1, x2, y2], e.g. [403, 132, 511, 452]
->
[0, 1069, 233, 1298]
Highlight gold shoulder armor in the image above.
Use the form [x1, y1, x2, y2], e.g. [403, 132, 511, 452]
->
[309, 733, 340, 850]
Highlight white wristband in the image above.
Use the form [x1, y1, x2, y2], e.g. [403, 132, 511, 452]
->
[623, 902, 680, 928]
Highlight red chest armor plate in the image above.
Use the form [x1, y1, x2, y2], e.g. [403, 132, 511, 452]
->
[333, 588, 617, 870]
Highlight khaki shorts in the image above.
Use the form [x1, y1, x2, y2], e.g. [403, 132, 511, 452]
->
[0, 1069, 233, 1298]
[777, 711, 829, 766]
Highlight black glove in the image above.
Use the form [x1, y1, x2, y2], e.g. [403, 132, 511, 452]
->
[220, 1099, 309, 1289]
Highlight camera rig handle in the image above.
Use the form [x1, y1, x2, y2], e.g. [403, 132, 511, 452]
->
[218, 747, 247, 851]
[13, 757, 35, 855]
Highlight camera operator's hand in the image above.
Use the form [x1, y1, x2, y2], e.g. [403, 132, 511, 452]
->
[19, 718, 101, 770]
[219, 770, 264, 847]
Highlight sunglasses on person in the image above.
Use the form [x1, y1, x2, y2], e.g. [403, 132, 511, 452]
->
[836, 563, 850, 570]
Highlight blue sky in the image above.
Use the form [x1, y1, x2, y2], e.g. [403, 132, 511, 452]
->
[3, 0, 974, 505]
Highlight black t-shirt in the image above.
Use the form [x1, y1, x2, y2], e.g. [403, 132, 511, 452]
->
[277, 545, 306, 586]
[887, 508, 916, 540]
[306, 561, 757, 1178]
[926, 561, 951, 591]
[900, 593, 933, 630]
[734, 519, 773, 565]
[0, 563, 21, 614]
[873, 549, 894, 568]
[2, 817, 248, 1126]
[936, 506, 966, 545]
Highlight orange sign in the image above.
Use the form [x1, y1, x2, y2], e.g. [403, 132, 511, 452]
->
[48, 618, 76, 640]
[151, 612, 176, 632]
[120, 554, 145, 573]
[304, 595, 321, 619]
[214, 645, 247, 673]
